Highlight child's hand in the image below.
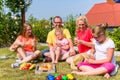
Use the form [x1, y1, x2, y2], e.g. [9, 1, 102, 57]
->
[86, 58, 95, 64]
[9, 44, 19, 51]
[56, 43, 62, 47]
[69, 48, 75, 56]
[88, 54, 95, 60]
[71, 71, 80, 74]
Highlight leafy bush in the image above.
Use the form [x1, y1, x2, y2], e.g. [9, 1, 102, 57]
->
[64, 15, 76, 41]
[32, 23, 50, 43]
[0, 12, 21, 47]
[106, 27, 120, 51]
[28, 16, 51, 43]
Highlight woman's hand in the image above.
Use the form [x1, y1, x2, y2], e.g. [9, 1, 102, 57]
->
[77, 40, 85, 44]
[74, 37, 84, 45]
[74, 37, 78, 46]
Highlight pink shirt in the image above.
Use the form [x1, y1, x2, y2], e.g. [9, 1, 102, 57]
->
[55, 38, 69, 52]
[76, 28, 93, 53]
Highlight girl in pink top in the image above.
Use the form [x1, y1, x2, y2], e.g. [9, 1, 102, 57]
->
[50, 28, 70, 64]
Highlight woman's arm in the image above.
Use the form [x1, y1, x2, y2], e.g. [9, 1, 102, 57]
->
[77, 38, 94, 48]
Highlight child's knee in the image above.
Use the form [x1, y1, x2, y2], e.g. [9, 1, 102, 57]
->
[35, 50, 41, 54]
[33, 50, 40, 57]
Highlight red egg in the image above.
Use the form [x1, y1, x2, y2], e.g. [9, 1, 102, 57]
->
[55, 75, 61, 80]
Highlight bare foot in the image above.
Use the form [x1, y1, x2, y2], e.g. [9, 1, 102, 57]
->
[54, 60, 58, 64]
[52, 61, 58, 64]
[104, 73, 110, 79]
[52, 61, 55, 64]
[71, 71, 80, 74]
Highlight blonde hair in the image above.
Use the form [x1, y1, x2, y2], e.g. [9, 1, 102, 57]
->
[55, 28, 63, 35]
[76, 16, 88, 30]
[92, 23, 108, 37]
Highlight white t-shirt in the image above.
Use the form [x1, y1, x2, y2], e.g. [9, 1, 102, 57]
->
[93, 38, 116, 65]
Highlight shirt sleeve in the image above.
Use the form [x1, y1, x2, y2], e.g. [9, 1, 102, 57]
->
[46, 31, 52, 44]
[63, 28, 71, 39]
[109, 39, 115, 48]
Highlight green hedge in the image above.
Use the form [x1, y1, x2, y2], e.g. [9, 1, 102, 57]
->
[0, 12, 21, 47]
[32, 23, 50, 43]
[106, 27, 120, 51]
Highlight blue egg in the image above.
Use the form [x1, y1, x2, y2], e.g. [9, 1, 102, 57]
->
[47, 74, 54, 80]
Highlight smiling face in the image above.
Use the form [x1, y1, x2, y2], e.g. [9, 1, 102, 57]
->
[21, 23, 33, 37]
[55, 31, 63, 40]
[76, 16, 88, 32]
[55, 28, 63, 40]
[53, 16, 62, 29]
[25, 25, 32, 37]
[77, 20, 87, 31]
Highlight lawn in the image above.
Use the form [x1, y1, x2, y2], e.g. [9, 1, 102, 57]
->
[0, 45, 120, 80]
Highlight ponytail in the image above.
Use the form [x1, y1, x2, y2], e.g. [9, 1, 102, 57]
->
[92, 22, 108, 37]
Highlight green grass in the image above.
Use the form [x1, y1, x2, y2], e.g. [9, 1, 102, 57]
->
[0, 45, 120, 80]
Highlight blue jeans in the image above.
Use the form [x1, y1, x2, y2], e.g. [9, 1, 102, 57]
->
[41, 49, 50, 58]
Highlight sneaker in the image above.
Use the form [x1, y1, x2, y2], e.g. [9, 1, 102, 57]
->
[110, 64, 119, 76]
[11, 63, 20, 68]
